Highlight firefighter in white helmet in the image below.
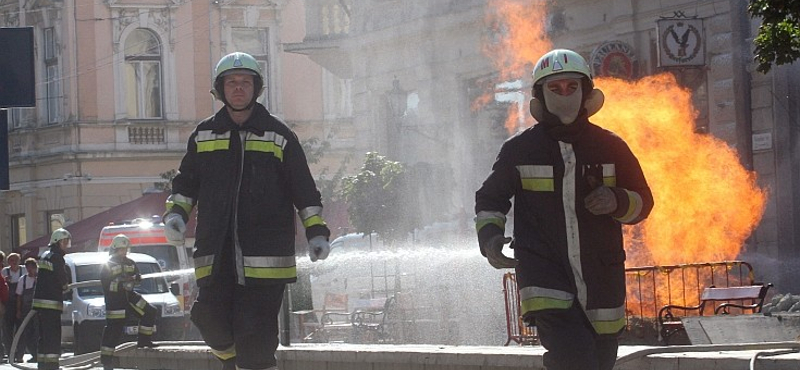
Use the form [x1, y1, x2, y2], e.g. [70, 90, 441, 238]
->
[99, 234, 158, 370]
[163, 52, 331, 370]
[32, 228, 70, 370]
[475, 48, 654, 370]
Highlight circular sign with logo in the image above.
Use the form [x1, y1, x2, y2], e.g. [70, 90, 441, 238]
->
[660, 20, 703, 65]
[590, 41, 636, 79]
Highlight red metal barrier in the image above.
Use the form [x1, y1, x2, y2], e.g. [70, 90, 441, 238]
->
[502, 272, 538, 346]
[502, 261, 756, 345]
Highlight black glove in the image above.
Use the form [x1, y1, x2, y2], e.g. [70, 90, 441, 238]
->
[584, 186, 618, 215]
[484, 235, 517, 269]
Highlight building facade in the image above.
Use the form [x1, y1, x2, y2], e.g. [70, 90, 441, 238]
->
[0, 0, 339, 251]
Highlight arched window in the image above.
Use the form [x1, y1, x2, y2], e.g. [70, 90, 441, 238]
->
[123, 29, 162, 119]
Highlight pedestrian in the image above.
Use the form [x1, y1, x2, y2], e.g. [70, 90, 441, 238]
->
[0, 252, 7, 362]
[163, 51, 332, 370]
[32, 228, 71, 370]
[99, 234, 158, 370]
[2, 253, 24, 359]
[475, 48, 654, 370]
[14, 257, 38, 363]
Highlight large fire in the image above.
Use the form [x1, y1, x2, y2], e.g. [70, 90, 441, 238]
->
[594, 75, 766, 266]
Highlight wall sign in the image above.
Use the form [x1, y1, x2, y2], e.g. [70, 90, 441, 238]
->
[590, 41, 636, 79]
[657, 18, 705, 67]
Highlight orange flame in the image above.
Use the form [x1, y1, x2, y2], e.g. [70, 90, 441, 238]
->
[592, 74, 767, 266]
[481, 0, 550, 132]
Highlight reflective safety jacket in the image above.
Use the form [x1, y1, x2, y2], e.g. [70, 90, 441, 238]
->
[167, 103, 330, 287]
[101, 254, 140, 318]
[33, 244, 68, 312]
[475, 119, 653, 336]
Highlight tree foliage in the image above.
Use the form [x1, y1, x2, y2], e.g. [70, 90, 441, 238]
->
[340, 152, 415, 243]
[749, 0, 800, 73]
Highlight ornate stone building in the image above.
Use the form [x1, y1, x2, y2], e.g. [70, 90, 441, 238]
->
[0, 0, 335, 250]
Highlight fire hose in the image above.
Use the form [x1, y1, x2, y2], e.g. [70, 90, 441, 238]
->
[9, 271, 203, 370]
[614, 341, 800, 370]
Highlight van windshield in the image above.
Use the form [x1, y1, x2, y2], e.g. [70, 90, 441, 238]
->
[74, 262, 169, 297]
[130, 244, 179, 271]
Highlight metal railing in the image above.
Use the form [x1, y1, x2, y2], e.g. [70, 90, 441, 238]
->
[503, 261, 756, 345]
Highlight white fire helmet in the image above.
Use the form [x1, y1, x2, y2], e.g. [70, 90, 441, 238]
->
[50, 228, 72, 247]
[110, 234, 132, 252]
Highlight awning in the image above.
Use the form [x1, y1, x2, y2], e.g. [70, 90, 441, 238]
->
[17, 191, 195, 257]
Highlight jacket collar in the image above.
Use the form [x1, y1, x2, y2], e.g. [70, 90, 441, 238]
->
[211, 103, 270, 136]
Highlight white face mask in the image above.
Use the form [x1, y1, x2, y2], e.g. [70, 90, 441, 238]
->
[543, 83, 583, 125]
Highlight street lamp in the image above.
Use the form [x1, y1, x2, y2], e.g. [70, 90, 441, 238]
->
[387, 77, 406, 118]
[386, 77, 406, 158]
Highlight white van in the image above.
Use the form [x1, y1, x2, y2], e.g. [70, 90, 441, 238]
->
[62, 252, 185, 354]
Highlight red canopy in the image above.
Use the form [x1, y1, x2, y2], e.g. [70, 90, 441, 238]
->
[17, 192, 194, 257]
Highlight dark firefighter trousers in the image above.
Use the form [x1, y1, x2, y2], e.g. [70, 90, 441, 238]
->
[100, 292, 157, 368]
[36, 309, 62, 370]
[191, 281, 285, 370]
[532, 300, 619, 370]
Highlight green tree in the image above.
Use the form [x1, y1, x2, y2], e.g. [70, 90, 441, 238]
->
[340, 152, 415, 243]
[749, 0, 800, 73]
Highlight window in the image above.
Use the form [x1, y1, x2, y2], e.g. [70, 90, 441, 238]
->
[10, 214, 26, 249]
[44, 27, 60, 124]
[47, 211, 65, 234]
[46, 65, 60, 123]
[124, 29, 162, 119]
[231, 28, 270, 109]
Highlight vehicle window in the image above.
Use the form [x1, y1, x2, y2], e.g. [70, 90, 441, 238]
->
[74, 264, 103, 297]
[132, 244, 179, 271]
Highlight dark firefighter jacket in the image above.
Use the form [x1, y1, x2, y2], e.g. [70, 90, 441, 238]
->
[101, 254, 140, 318]
[167, 103, 330, 287]
[475, 118, 654, 336]
[33, 243, 68, 312]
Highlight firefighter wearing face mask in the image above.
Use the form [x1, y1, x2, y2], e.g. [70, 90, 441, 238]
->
[32, 228, 71, 370]
[163, 52, 331, 370]
[475, 49, 654, 370]
[100, 234, 158, 370]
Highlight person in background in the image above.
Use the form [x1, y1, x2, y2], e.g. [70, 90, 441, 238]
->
[2, 253, 24, 359]
[100, 234, 158, 370]
[0, 252, 7, 362]
[14, 258, 37, 363]
[32, 229, 71, 370]
[163, 52, 331, 370]
[474, 49, 654, 370]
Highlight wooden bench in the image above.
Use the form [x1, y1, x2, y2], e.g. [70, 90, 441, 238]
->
[657, 283, 772, 343]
